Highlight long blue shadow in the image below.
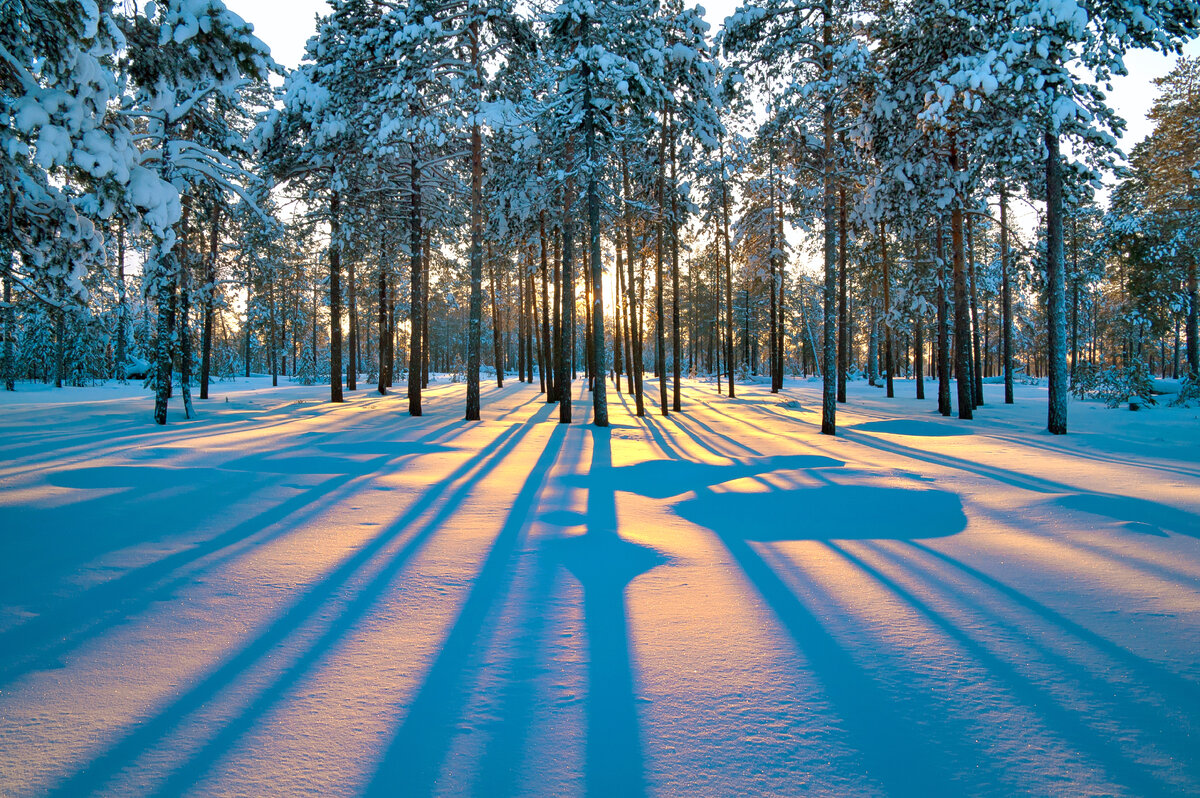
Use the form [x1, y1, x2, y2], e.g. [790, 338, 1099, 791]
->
[363, 419, 568, 796]
[550, 427, 664, 798]
[46, 409, 543, 798]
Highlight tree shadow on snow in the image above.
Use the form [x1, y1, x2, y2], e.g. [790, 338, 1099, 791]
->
[1052, 492, 1200, 540]
[44, 405, 552, 798]
[676, 483, 967, 541]
[846, 419, 974, 437]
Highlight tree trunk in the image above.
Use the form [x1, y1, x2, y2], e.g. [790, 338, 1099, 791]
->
[518, 262, 527, 383]
[489, 243, 504, 388]
[465, 30, 484, 421]
[613, 229, 625, 392]
[1000, 184, 1014, 404]
[670, 111, 681, 412]
[346, 247, 357, 392]
[655, 110, 668, 415]
[936, 223, 952, 416]
[621, 147, 645, 415]
[968, 216, 983, 406]
[200, 203, 217, 399]
[268, 269, 278, 388]
[379, 226, 390, 396]
[329, 188, 344, 403]
[1187, 256, 1199, 375]
[837, 183, 848, 402]
[1045, 130, 1068, 434]
[720, 140, 736, 398]
[153, 126, 178, 424]
[881, 223, 895, 398]
[820, 0, 837, 435]
[558, 137, 576, 424]
[586, 85, 609, 426]
[115, 217, 128, 381]
[2, 268, 13, 391]
[949, 141, 973, 420]
[915, 239, 925, 400]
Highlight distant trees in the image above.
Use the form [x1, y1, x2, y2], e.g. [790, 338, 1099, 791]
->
[4, 0, 1198, 432]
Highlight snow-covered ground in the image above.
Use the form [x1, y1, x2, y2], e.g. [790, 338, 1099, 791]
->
[1, 375, 1197, 796]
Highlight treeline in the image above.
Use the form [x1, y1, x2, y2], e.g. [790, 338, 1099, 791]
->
[2, 0, 1197, 432]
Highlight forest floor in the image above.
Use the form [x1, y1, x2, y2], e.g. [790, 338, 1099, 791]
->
[1, 373, 1198, 797]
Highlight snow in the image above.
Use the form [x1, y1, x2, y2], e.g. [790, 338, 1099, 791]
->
[0, 376, 1198, 796]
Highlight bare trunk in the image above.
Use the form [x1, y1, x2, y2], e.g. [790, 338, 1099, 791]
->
[820, 2, 837, 434]
[950, 141, 973, 420]
[558, 137, 576, 424]
[655, 111, 668, 415]
[329, 189, 344, 403]
[1045, 130, 1068, 433]
[881, 222, 894, 398]
[670, 111, 681, 412]
[837, 183, 847, 403]
[465, 21, 483, 421]
[489, 243, 504, 388]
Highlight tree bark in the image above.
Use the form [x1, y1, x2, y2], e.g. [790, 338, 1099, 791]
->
[670, 111, 681, 412]
[558, 137, 576, 424]
[379, 227, 390, 396]
[936, 222, 952, 416]
[586, 82, 609, 426]
[329, 188, 344, 403]
[1045, 130, 1068, 433]
[199, 203, 217, 398]
[949, 141, 973, 420]
[881, 222, 895, 398]
[655, 110, 668, 415]
[465, 20, 484, 421]
[489, 243, 504, 388]
[115, 217, 128, 381]
[837, 183, 848, 402]
[621, 147, 645, 415]
[720, 140, 736, 398]
[968, 216, 983, 406]
[820, 0, 837, 434]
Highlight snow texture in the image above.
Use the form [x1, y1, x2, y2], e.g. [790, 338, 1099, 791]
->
[0, 376, 1198, 796]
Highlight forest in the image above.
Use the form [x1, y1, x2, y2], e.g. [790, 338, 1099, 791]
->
[3, 0, 1200, 434]
[5, 3, 1200, 795]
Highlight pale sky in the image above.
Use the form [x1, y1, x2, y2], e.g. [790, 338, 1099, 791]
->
[226, 0, 1196, 159]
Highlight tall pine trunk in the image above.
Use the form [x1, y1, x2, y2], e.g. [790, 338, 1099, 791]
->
[914, 238, 925, 400]
[115, 218, 127, 381]
[837, 183, 847, 403]
[820, 0, 837, 434]
[670, 112, 681, 412]
[720, 140, 736, 398]
[1045, 130, 1068, 433]
[950, 141, 973, 420]
[379, 226, 390, 396]
[558, 138, 576, 424]
[968, 217, 983, 406]
[936, 223, 952, 416]
[1187, 255, 1198, 375]
[655, 111, 668, 415]
[540, 215, 554, 400]
[329, 188, 344, 404]
[465, 22, 484, 421]
[621, 148, 645, 415]
[585, 81, 609, 426]
[199, 203, 217, 399]
[489, 243, 504, 388]
[1000, 184, 1014, 404]
[881, 223, 894, 398]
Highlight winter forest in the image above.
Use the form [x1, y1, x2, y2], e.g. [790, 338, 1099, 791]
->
[3, 0, 1200, 795]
